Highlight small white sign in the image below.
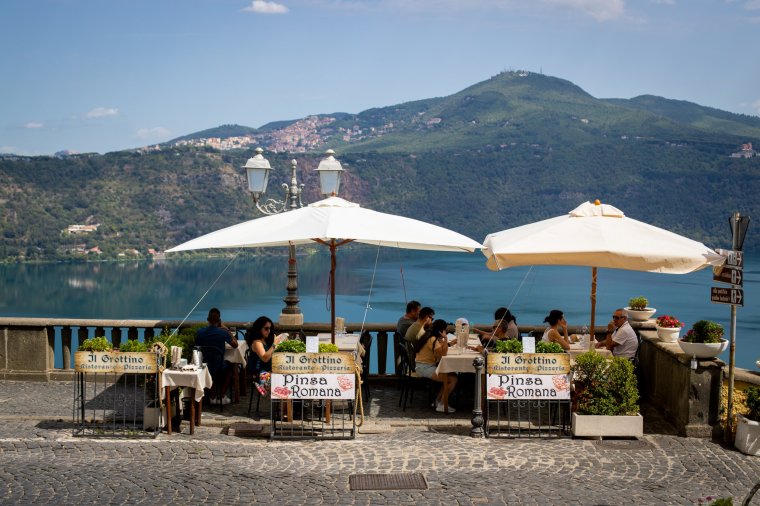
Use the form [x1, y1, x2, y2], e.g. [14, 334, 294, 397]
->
[306, 335, 319, 353]
[487, 374, 571, 400]
[271, 373, 355, 399]
[522, 335, 536, 353]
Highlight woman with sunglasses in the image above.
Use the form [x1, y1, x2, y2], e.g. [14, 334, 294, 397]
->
[246, 316, 287, 395]
[541, 309, 571, 351]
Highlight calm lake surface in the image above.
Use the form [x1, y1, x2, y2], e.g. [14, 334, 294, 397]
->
[2, 247, 757, 370]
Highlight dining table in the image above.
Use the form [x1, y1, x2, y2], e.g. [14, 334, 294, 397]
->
[435, 335, 483, 414]
[161, 366, 212, 435]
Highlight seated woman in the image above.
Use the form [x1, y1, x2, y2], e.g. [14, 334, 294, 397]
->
[541, 309, 572, 351]
[245, 316, 286, 395]
[413, 318, 458, 414]
[475, 307, 519, 345]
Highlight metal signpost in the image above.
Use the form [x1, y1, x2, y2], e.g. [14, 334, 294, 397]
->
[714, 214, 750, 440]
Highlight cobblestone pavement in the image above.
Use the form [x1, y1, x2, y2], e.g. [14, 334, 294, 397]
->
[1, 380, 759, 505]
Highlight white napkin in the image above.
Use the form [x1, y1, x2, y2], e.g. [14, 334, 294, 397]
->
[181, 364, 198, 371]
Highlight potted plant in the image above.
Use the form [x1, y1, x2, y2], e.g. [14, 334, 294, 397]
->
[625, 296, 656, 321]
[678, 320, 728, 359]
[571, 351, 642, 437]
[735, 385, 760, 456]
[654, 315, 684, 343]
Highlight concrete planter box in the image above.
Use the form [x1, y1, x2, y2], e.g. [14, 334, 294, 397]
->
[571, 412, 643, 438]
[143, 402, 164, 431]
[655, 325, 681, 343]
[735, 414, 760, 456]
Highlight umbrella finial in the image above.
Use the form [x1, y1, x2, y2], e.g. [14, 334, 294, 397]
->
[594, 199, 601, 205]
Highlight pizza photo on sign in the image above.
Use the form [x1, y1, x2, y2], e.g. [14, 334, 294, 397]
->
[272, 386, 291, 399]
[489, 386, 507, 399]
[337, 375, 353, 391]
[552, 375, 569, 391]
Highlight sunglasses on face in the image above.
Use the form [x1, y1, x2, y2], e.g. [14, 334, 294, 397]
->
[612, 316, 624, 320]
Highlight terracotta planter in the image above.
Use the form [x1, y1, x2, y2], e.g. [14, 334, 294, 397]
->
[571, 412, 643, 438]
[736, 414, 760, 456]
[625, 307, 656, 321]
[677, 339, 728, 359]
[655, 325, 681, 343]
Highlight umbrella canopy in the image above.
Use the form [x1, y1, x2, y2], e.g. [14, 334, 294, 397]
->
[168, 196, 482, 341]
[482, 200, 724, 349]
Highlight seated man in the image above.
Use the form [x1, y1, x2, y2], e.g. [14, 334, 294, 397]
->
[404, 306, 435, 346]
[596, 308, 638, 360]
[195, 307, 238, 404]
[396, 300, 421, 337]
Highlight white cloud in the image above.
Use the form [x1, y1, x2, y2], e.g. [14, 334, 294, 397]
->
[0, 146, 18, 154]
[136, 127, 171, 141]
[745, 0, 760, 9]
[243, 1, 289, 14]
[24, 122, 44, 129]
[651, 0, 674, 4]
[542, 0, 625, 20]
[86, 107, 119, 119]
[752, 100, 760, 114]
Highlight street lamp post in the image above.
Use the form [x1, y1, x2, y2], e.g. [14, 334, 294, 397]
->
[242, 148, 344, 326]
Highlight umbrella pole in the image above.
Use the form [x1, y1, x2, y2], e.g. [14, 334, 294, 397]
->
[330, 240, 336, 345]
[589, 267, 597, 351]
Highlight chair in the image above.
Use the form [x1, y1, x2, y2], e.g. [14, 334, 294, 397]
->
[397, 341, 435, 411]
[359, 331, 373, 402]
[197, 345, 230, 411]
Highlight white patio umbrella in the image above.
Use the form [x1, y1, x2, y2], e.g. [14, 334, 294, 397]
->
[482, 200, 725, 349]
[167, 196, 482, 342]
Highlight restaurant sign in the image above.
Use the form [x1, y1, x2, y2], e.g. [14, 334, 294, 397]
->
[486, 353, 571, 400]
[271, 353, 356, 400]
[74, 351, 158, 374]
[486, 353, 571, 375]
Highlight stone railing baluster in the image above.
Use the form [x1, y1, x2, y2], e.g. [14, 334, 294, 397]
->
[111, 328, 122, 350]
[377, 331, 388, 376]
[61, 326, 72, 370]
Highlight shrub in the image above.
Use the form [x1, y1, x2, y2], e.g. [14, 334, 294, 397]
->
[683, 320, 724, 344]
[572, 352, 639, 416]
[118, 339, 148, 352]
[319, 343, 339, 353]
[745, 386, 760, 422]
[495, 339, 522, 353]
[276, 340, 306, 353]
[78, 336, 113, 352]
[535, 341, 564, 353]
[628, 296, 649, 310]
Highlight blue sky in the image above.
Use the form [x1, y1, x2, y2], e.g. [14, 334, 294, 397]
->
[1, 0, 759, 155]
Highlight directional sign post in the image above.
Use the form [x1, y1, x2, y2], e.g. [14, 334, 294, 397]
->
[710, 286, 744, 306]
[713, 266, 743, 286]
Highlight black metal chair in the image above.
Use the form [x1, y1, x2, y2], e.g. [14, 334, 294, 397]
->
[197, 345, 230, 412]
[397, 341, 435, 411]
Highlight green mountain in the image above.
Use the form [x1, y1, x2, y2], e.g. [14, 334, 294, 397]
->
[1, 71, 758, 262]
[168, 124, 258, 144]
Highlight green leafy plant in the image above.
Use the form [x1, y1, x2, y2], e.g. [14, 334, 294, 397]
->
[275, 340, 306, 353]
[572, 352, 639, 416]
[683, 320, 724, 344]
[628, 296, 649, 310]
[319, 343, 339, 353]
[78, 336, 113, 352]
[535, 341, 564, 353]
[745, 386, 760, 422]
[118, 339, 148, 352]
[495, 339, 522, 353]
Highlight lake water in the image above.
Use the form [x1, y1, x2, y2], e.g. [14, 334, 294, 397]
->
[1, 246, 757, 370]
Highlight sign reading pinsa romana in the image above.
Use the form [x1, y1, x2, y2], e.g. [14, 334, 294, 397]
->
[486, 353, 571, 400]
[271, 353, 356, 400]
[74, 352, 158, 374]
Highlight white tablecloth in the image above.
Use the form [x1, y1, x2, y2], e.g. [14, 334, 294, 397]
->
[436, 347, 482, 375]
[161, 368, 212, 402]
[568, 343, 612, 359]
[224, 343, 246, 367]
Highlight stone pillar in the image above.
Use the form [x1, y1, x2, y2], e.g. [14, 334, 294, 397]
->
[377, 331, 388, 376]
[61, 326, 72, 370]
[0, 326, 54, 381]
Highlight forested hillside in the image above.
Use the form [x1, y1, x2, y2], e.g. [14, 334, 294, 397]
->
[1, 71, 758, 261]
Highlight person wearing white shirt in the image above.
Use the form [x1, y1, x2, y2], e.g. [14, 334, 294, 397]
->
[597, 308, 639, 360]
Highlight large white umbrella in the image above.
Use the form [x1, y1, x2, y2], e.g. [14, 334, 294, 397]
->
[482, 200, 725, 348]
[167, 196, 482, 341]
